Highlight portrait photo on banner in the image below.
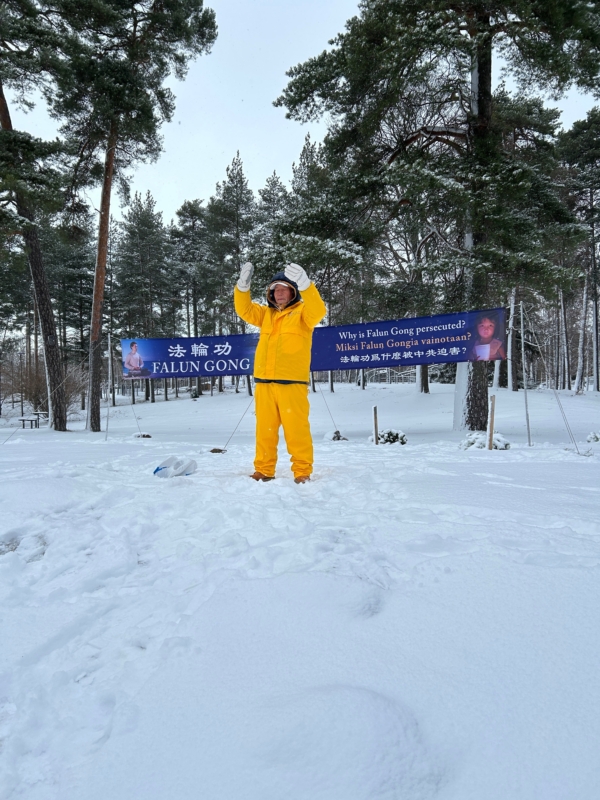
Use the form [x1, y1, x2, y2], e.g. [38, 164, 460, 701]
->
[123, 340, 151, 378]
[467, 309, 507, 362]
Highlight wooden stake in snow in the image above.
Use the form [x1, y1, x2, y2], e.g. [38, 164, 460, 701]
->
[520, 302, 532, 446]
[373, 405, 379, 445]
[486, 394, 496, 450]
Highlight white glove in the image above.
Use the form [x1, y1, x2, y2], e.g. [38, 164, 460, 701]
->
[284, 262, 311, 291]
[237, 261, 254, 291]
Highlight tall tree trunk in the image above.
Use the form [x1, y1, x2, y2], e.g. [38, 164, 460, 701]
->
[555, 298, 561, 390]
[87, 118, 118, 431]
[416, 364, 429, 393]
[26, 304, 32, 399]
[560, 289, 571, 390]
[507, 288, 518, 391]
[464, 360, 489, 430]
[0, 81, 67, 430]
[492, 359, 500, 389]
[591, 192, 599, 392]
[192, 281, 199, 337]
[467, 15, 493, 429]
[574, 275, 589, 394]
[454, 23, 492, 431]
[33, 296, 39, 401]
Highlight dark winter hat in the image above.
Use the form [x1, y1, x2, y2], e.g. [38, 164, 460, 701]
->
[266, 271, 301, 309]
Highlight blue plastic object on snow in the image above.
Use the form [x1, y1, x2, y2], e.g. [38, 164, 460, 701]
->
[154, 456, 197, 478]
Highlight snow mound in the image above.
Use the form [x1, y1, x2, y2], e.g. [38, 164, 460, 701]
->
[587, 431, 600, 443]
[460, 431, 510, 450]
[323, 430, 348, 441]
[369, 429, 407, 445]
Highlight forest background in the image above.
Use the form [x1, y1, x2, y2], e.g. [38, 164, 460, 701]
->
[2, 0, 600, 432]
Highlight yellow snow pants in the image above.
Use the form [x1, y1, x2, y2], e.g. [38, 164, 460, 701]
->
[254, 382, 313, 479]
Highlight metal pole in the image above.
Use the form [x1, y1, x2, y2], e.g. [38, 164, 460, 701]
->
[109, 334, 116, 406]
[520, 302, 532, 446]
[373, 405, 379, 445]
[107, 334, 113, 398]
[19, 352, 24, 416]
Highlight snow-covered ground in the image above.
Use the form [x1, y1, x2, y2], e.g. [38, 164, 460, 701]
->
[1, 382, 600, 799]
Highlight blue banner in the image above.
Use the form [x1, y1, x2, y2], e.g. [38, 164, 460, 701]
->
[310, 307, 506, 371]
[120, 335, 257, 379]
[120, 308, 505, 379]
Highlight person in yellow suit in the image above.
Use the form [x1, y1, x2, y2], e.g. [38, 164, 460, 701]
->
[234, 261, 326, 483]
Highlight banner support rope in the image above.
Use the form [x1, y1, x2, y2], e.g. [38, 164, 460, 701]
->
[523, 305, 583, 456]
[211, 395, 255, 453]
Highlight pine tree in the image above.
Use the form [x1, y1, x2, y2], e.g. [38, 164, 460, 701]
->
[113, 192, 173, 338]
[276, 0, 600, 428]
[172, 199, 211, 337]
[0, 1, 73, 429]
[0, 234, 30, 329]
[38, 211, 95, 364]
[284, 136, 367, 325]
[559, 108, 600, 392]
[205, 153, 256, 335]
[50, 0, 217, 430]
[250, 172, 289, 288]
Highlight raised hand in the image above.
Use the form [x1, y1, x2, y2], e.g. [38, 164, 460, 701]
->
[237, 261, 254, 291]
[284, 262, 311, 291]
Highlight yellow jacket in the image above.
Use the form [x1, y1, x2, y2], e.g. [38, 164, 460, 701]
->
[234, 283, 327, 382]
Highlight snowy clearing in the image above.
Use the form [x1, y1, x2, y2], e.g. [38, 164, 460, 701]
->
[1, 382, 600, 799]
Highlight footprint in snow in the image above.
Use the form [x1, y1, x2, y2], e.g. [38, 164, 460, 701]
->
[352, 588, 385, 618]
[404, 534, 479, 557]
[250, 685, 445, 799]
[522, 551, 599, 568]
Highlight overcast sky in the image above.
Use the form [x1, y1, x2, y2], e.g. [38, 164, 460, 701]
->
[9, 0, 598, 223]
